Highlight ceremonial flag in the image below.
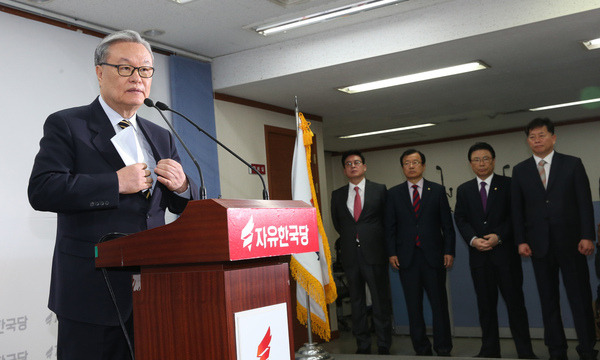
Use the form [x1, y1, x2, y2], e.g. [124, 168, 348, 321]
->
[290, 110, 337, 340]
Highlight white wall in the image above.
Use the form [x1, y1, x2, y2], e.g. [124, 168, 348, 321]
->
[0, 11, 171, 358]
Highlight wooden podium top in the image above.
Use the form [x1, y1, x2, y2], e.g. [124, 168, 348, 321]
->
[95, 199, 319, 268]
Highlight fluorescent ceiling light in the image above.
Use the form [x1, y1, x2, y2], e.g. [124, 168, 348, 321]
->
[529, 97, 600, 111]
[339, 123, 435, 139]
[582, 38, 600, 50]
[256, 0, 406, 36]
[338, 61, 489, 94]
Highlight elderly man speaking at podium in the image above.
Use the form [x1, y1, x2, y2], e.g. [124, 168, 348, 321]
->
[28, 30, 197, 360]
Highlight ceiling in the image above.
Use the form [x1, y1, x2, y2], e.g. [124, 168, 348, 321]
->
[4, 0, 600, 152]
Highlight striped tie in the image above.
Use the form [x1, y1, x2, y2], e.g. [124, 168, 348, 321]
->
[412, 184, 421, 216]
[537, 159, 547, 189]
[118, 119, 132, 129]
[412, 184, 421, 246]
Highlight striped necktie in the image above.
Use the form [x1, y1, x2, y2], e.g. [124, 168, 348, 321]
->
[118, 119, 132, 129]
[412, 184, 421, 246]
[537, 159, 547, 189]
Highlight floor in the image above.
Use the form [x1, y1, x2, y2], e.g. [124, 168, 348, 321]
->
[306, 329, 582, 360]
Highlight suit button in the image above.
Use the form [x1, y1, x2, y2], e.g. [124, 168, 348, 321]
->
[546, 200, 550, 204]
[95, 202, 100, 206]
[146, 214, 150, 219]
[90, 202, 95, 207]
[483, 221, 487, 225]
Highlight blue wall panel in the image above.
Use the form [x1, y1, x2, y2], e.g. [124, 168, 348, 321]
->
[169, 55, 220, 199]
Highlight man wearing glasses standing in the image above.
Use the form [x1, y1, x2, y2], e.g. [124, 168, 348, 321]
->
[454, 142, 536, 359]
[28, 30, 197, 359]
[512, 118, 596, 360]
[385, 149, 455, 356]
[331, 150, 392, 355]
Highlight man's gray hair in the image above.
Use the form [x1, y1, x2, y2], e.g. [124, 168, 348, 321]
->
[94, 30, 153, 65]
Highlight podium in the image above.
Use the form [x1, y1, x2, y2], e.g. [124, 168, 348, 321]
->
[95, 199, 319, 360]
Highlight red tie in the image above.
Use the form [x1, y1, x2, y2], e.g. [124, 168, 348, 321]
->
[412, 185, 421, 217]
[354, 186, 362, 222]
[412, 185, 421, 246]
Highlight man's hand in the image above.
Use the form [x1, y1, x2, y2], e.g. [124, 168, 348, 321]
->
[578, 239, 595, 256]
[117, 163, 152, 194]
[444, 255, 454, 269]
[483, 233, 500, 247]
[518, 243, 532, 257]
[472, 237, 493, 252]
[389, 256, 400, 270]
[155, 159, 188, 193]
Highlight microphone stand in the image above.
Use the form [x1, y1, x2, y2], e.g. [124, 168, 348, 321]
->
[436, 165, 453, 198]
[144, 99, 207, 199]
[155, 101, 269, 200]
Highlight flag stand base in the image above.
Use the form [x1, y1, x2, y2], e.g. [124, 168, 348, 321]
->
[295, 342, 334, 360]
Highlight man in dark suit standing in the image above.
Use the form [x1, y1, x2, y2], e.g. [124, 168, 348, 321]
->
[386, 149, 455, 356]
[28, 30, 197, 360]
[454, 142, 536, 359]
[512, 118, 596, 360]
[331, 150, 392, 355]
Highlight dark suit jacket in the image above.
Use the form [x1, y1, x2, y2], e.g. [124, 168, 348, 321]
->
[454, 174, 516, 268]
[511, 152, 595, 258]
[385, 179, 455, 269]
[331, 179, 388, 268]
[28, 98, 197, 326]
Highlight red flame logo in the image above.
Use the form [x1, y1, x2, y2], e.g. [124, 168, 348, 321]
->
[256, 327, 272, 360]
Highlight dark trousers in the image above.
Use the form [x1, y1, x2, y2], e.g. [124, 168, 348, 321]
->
[57, 315, 134, 360]
[471, 255, 534, 357]
[344, 247, 392, 351]
[399, 248, 452, 355]
[531, 245, 596, 358]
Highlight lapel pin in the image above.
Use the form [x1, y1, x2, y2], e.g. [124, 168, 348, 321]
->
[427, 187, 431, 190]
[494, 187, 497, 191]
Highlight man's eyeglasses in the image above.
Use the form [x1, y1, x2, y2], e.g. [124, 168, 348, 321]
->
[345, 160, 363, 167]
[100, 63, 154, 78]
[471, 157, 492, 164]
[402, 160, 421, 167]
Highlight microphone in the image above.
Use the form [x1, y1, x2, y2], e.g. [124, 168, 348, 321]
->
[153, 100, 269, 200]
[435, 165, 453, 198]
[502, 164, 510, 176]
[144, 98, 207, 200]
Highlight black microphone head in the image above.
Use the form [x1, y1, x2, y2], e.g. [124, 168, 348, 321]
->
[144, 98, 155, 107]
[436, 165, 442, 171]
[155, 101, 170, 111]
[503, 164, 510, 169]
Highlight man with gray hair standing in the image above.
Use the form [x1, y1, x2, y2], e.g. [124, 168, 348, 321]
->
[28, 30, 197, 359]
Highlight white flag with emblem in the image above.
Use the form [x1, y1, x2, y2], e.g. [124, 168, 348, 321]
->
[290, 110, 336, 341]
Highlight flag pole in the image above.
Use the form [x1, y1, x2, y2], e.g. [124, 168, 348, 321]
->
[294, 96, 333, 360]
[306, 292, 313, 344]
